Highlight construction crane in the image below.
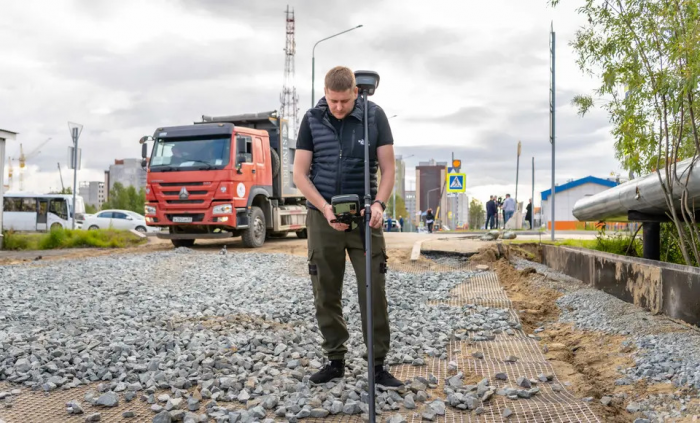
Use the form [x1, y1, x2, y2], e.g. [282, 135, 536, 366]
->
[18, 137, 52, 191]
[57, 162, 65, 192]
[5, 156, 14, 191]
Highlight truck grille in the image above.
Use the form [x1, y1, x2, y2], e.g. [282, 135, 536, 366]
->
[162, 190, 208, 196]
[166, 200, 205, 204]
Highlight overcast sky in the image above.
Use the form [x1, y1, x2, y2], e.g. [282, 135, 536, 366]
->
[0, 0, 624, 205]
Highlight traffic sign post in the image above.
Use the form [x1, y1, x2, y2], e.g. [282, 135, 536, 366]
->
[446, 173, 466, 193]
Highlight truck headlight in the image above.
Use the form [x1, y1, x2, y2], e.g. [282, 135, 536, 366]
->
[213, 204, 233, 215]
[145, 205, 156, 215]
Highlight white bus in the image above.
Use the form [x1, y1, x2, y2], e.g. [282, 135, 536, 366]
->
[2, 192, 86, 232]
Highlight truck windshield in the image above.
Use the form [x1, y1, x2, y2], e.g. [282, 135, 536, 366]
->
[149, 137, 231, 171]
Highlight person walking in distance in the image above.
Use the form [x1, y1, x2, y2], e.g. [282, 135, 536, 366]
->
[399, 215, 404, 232]
[292, 66, 404, 389]
[485, 196, 496, 230]
[425, 208, 435, 233]
[502, 194, 515, 226]
[525, 198, 533, 229]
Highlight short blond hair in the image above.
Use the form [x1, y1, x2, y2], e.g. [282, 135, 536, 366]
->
[324, 66, 355, 92]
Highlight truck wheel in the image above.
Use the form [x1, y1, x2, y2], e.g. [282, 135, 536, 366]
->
[270, 148, 281, 179]
[296, 229, 307, 239]
[171, 239, 195, 248]
[242, 206, 266, 248]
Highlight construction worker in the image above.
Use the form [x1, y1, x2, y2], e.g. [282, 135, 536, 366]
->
[292, 66, 403, 389]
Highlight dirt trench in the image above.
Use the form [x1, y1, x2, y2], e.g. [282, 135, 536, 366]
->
[469, 243, 697, 423]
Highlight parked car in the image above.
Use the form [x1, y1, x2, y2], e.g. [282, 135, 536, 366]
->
[383, 219, 401, 232]
[82, 209, 159, 233]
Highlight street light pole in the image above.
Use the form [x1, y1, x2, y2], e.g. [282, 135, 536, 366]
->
[67, 122, 83, 230]
[515, 141, 521, 203]
[427, 187, 440, 212]
[312, 25, 363, 107]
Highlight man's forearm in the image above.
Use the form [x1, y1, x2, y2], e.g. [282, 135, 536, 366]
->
[293, 173, 328, 211]
[376, 167, 394, 203]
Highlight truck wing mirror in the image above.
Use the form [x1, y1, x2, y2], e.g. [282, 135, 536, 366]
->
[141, 142, 148, 159]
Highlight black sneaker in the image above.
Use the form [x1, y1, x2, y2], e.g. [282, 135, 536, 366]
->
[375, 366, 404, 391]
[310, 360, 345, 384]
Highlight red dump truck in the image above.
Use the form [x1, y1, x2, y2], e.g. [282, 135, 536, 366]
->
[139, 111, 308, 248]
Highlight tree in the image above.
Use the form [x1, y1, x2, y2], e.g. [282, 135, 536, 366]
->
[102, 183, 146, 215]
[469, 198, 485, 230]
[49, 187, 72, 194]
[85, 204, 98, 214]
[552, 0, 700, 265]
[387, 194, 409, 221]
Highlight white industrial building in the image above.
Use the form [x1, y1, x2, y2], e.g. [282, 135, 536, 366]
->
[79, 181, 106, 209]
[0, 129, 17, 248]
[105, 158, 147, 200]
[540, 176, 618, 230]
[447, 192, 469, 229]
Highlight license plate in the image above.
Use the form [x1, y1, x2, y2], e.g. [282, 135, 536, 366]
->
[173, 217, 192, 223]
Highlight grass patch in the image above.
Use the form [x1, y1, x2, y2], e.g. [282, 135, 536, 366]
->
[505, 234, 642, 256]
[2, 228, 146, 251]
[505, 238, 597, 248]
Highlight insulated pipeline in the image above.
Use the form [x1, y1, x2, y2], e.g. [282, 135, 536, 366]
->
[572, 158, 700, 222]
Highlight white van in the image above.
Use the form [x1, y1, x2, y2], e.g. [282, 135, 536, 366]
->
[2, 192, 86, 231]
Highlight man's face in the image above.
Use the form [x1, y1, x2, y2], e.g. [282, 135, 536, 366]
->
[325, 87, 358, 119]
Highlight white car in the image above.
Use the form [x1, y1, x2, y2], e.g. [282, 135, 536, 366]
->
[83, 209, 159, 233]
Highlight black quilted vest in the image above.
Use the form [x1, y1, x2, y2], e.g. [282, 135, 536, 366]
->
[305, 96, 380, 209]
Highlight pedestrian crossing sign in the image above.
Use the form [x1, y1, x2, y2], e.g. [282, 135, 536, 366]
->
[447, 173, 466, 193]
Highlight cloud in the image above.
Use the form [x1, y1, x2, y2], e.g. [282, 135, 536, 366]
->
[0, 0, 625, 200]
[409, 106, 492, 126]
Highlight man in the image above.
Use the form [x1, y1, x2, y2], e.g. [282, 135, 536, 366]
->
[485, 196, 496, 230]
[292, 66, 403, 389]
[398, 216, 404, 232]
[425, 208, 435, 233]
[386, 215, 393, 232]
[525, 198, 533, 229]
[503, 194, 515, 225]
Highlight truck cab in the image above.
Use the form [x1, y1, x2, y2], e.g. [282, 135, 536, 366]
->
[141, 112, 307, 248]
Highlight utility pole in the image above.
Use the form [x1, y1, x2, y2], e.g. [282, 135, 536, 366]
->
[515, 141, 521, 203]
[550, 22, 556, 241]
[68, 122, 83, 229]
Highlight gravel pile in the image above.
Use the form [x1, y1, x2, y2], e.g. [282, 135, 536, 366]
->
[555, 289, 700, 389]
[511, 256, 700, 422]
[0, 249, 521, 421]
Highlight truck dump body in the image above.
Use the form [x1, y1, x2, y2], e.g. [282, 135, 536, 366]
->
[198, 112, 302, 201]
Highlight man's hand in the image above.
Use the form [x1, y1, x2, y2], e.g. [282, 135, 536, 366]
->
[323, 203, 349, 231]
[361, 202, 385, 229]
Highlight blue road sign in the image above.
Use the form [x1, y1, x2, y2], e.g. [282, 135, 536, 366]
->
[447, 173, 466, 193]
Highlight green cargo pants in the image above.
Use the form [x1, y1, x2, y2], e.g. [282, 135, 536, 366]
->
[306, 208, 391, 365]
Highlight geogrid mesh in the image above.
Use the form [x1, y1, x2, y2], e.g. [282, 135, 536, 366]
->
[0, 258, 600, 423]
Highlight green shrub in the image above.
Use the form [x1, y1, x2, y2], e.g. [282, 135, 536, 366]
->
[2, 228, 145, 251]
[2, 230, 39, 250]
[594, 231, 642, 257]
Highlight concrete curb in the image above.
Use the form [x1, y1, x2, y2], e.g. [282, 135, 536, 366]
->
[129, 229, 147, 239]
[541, 244, 700, 326]
[410, 240, 426, 261]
